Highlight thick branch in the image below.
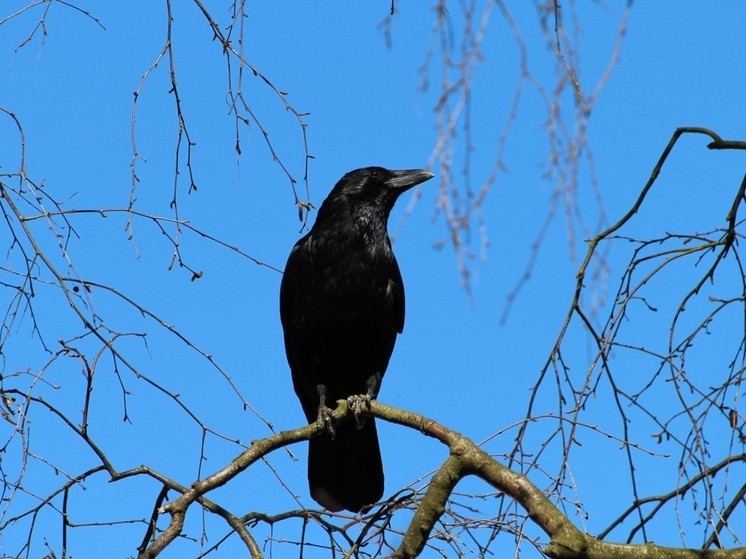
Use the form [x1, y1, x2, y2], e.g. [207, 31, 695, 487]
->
[137, 399, 744, 559]
[368, 402, 744, 559]
[547, 540, 746, 559]
[370, 401, 582, 558]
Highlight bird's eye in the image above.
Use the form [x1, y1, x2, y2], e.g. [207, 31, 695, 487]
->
[370, 169, 380, 178]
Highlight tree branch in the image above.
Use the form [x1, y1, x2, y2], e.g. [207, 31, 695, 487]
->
[138, 399, 745, 559]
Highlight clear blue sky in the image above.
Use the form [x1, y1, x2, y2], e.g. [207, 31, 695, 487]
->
[1, 2, 744, 557]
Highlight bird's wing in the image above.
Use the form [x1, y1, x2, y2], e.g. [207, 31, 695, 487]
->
[388, 257, 406, 334]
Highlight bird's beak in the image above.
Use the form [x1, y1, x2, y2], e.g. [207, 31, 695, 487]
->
[385, 169, 435, 192]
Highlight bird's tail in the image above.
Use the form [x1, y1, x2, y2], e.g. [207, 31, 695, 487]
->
[308, 419, 384, 513]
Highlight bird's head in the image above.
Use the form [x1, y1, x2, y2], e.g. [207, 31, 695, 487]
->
[327, 166, 435, 211]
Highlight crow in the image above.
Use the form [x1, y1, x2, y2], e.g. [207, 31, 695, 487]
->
[280, 166, 434, 513]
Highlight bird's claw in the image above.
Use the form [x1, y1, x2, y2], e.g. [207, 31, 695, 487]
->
[316, 404, 336, 440]
[347, 393, 372, 430]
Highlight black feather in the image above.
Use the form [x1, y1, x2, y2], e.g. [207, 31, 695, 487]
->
[280, 166, 433, 512]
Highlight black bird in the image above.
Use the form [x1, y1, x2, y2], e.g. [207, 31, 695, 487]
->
[280, 166, 434, 512]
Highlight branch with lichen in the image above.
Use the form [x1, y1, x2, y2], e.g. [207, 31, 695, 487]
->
[134, 399, 745, 559]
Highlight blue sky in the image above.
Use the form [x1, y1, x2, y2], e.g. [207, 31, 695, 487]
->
[1, 2, 745, 557]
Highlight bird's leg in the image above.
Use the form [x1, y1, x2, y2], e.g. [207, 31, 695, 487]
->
[365, 372, 381, 400]
[316, 384, 336, 440]
[347, 372, 381, 430]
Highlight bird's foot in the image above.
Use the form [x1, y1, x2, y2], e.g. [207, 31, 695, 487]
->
[316, 384, 336, 439]
[346, 372, 381, 429]
[316, 404, 336, 440]
[347, 393, 372, 430]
